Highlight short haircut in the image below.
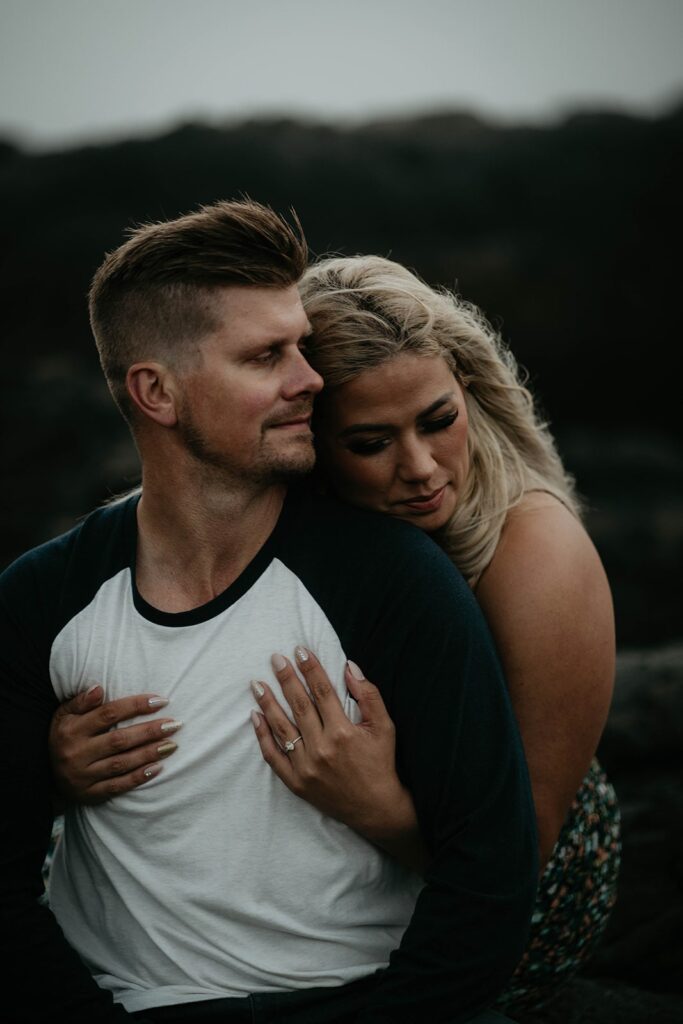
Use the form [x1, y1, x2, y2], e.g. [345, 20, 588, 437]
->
[89, 199, 308, 419]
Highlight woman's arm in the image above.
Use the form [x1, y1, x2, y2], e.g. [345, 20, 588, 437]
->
[475, 492, 616, 868]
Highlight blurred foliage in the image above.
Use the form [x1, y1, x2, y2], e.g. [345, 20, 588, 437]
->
[1, 106, 681, 646]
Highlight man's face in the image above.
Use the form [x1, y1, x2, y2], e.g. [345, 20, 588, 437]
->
[175, 284, 323, 485]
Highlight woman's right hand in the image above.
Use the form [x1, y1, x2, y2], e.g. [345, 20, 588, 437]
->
[49, 686, 182, 804]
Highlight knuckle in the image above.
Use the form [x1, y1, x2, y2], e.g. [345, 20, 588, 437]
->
[290, 695, 311, 718]
[59, 751, 78, 773]
[310, 679, 332, 701]
[310, 745, 329, 767]
[297, 763, 316, 785]
[332, 724, 353, 745]
[99, 705, 119, 728]
[108, 758, 127, 776]
[104, 777, 129, 798]
[53, 716, 73, 740]
[107, 729, 129, 753]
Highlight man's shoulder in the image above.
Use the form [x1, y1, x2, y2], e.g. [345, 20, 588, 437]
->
[0, 493, 136, 613]
[281, 483, 469, 595]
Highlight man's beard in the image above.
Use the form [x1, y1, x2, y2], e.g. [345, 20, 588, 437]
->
[177, 411, 316, 487]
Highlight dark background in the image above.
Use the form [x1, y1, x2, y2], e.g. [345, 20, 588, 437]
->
[1, 104, 681, 649]
[1, 105, 683, 1020]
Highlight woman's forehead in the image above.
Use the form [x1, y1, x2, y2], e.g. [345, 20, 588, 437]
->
[322, 353, 459, 422]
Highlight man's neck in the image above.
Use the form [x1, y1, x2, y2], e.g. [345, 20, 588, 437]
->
[135, 466, 286, 614]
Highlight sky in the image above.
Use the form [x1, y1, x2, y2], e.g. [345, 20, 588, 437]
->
[2, 0, 682, 150]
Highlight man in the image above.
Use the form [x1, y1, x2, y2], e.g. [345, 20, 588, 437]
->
[0, 200, 536, 1023]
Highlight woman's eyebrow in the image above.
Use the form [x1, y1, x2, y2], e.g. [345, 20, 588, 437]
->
[337, 393, 456, 439]
[337, 421, 392, 439]
[416, 393, 456, 419]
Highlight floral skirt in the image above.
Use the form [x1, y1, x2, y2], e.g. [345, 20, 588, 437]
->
[496, 758, 621, 1016]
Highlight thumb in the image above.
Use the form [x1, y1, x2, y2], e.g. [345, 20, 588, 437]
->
[345, 662, 391, 727]
[55, 684, 104, 719]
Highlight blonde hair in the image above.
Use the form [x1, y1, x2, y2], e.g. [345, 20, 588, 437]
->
[300, 255, 581, 585]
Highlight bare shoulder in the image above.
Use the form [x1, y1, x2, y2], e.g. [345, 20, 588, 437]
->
[476, 491, 615, 682]
[478, 492, 607, 606]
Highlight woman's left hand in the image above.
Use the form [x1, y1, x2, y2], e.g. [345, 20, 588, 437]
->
[251, 647, 425, 870]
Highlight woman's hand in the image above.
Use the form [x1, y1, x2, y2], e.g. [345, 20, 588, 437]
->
[49, 685, 182, 805]
[251, 647, 426, 873]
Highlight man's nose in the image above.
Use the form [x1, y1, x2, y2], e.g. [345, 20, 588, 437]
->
[283, 348, 324, 398]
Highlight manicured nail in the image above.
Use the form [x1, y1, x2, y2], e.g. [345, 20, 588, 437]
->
[295, 645, 310, 663]
[251, 680, 265, 699]
[251, 710, 262, 729]
[271, 653, 287, 672]
[143, 763, 162, 779]
[160, 720, 183, 734]
[347, 661, 364, 680]
[157, 741, 177, 756]
[148, 696, 169, 708]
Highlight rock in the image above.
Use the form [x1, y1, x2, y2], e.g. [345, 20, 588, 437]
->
[599, 644, 683, 767]
[517, 977, 683, 1024]
[518, 644, 683, 1021]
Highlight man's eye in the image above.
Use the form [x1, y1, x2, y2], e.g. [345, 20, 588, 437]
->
[421, 412, 458, 434]
[252, 348, 279, 365]
[346, 438, 390, 456]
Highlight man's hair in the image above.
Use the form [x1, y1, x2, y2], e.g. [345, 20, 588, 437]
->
[89, 199, 308, 420]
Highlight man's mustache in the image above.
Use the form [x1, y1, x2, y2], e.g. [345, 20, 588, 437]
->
[262, 405, 315, 430]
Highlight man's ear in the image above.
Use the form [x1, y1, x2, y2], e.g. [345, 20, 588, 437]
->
[126, 362, 180, 428]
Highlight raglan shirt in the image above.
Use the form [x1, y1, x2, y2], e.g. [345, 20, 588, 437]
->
[0, 484, 537, 1023]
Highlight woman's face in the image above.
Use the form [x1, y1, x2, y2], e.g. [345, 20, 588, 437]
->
[316, 353, 469, 531]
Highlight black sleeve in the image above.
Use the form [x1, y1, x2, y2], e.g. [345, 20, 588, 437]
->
[0, 546, 135, 1023]
[353, 536, 538, 1023]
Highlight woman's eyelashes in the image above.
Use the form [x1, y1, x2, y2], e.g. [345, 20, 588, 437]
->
[345, 410, 458, 456]
[346, 437, 391, 455]
[421, 411, 458, 434]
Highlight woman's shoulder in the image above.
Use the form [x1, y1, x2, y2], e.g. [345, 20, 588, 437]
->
[476, 489, 610, 616]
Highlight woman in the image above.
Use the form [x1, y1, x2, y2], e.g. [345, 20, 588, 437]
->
[48, 255, 620, 1016]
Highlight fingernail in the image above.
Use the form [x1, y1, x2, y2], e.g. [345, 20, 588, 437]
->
[347, 660, 364, 680]
[251, 680, 265, 699]
[251, 710, 262, 729]
[148, 696, 169, 708]
[160, 720, 183, 734]
[295, 645, 310, 663]
[86, 684, 102, 697]
[143, 763, 162, 779]
[157, 741, 177, 756]
[271, 653, 287, 671]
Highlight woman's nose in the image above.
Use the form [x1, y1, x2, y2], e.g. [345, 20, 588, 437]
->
[397, 439, 437, 482]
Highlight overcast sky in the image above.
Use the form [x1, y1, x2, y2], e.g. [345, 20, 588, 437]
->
[2, 0, 682, 150]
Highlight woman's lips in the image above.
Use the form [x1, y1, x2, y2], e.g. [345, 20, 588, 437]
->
[399, 485, 447, 513]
